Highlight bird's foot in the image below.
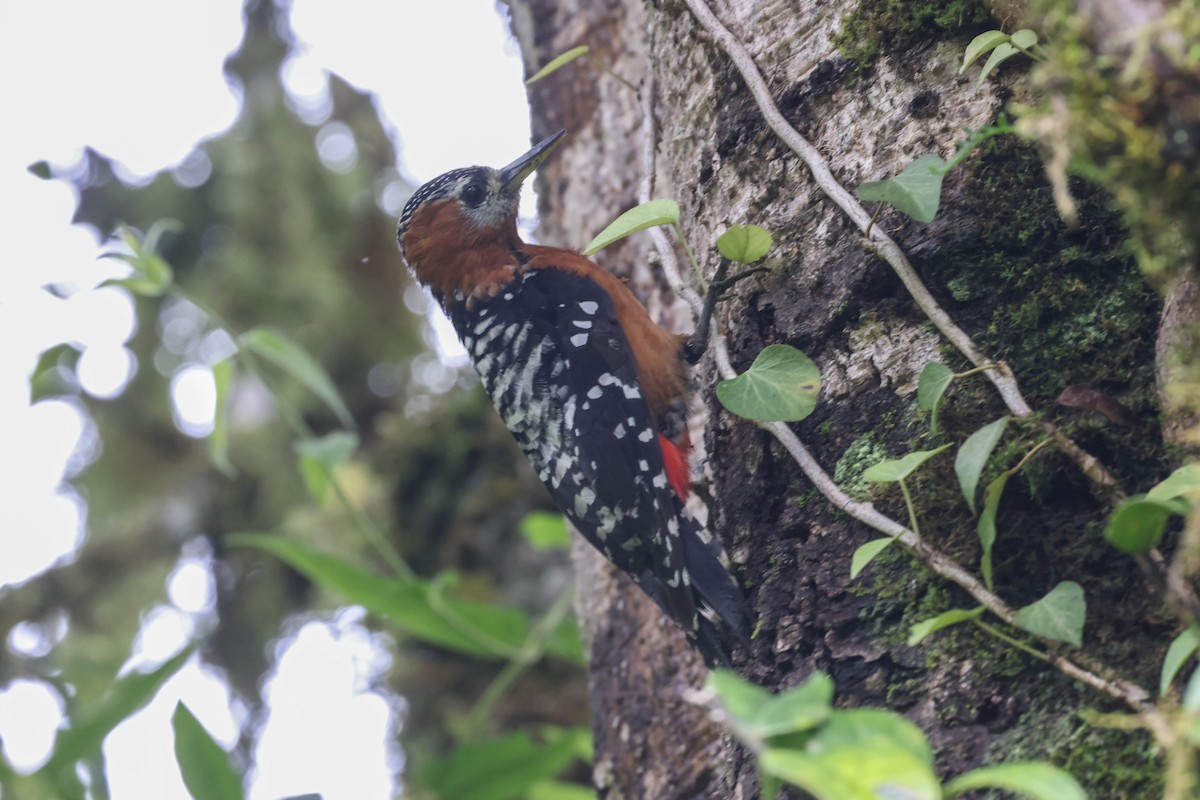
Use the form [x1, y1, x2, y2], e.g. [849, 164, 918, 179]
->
[682, 263, 768, 364]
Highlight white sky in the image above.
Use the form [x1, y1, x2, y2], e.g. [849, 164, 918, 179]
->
[0, 1, 531, 796]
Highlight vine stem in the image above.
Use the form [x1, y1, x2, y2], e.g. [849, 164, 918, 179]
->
[898, 478, 922, 540]
[634, 27, 1168, 741]
[973, 619, 1050, 661]
[680, 0, 1119, 490]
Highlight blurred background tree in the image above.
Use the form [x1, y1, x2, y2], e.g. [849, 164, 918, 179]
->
[1, 0, 588, 796]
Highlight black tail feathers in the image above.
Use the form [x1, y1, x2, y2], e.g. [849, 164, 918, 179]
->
[683, 521, 753, 668]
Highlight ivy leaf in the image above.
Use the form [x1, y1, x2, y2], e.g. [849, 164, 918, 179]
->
[1147, 463, 1200, 502]
[855, 154, 946, 224]
[717, 224, 773, 264]
[755, 673, 835, 739]
[525, 45, 590, 84]
[850, 537, 894, 579]
[955, 417, 1008, 515]
[708, 669, 773, 727]
[1013, 581, 1085, 648]
[172, 702, 244, 800]
[760, 710, 939, 800]
[977, 473, 1009, 591]
[862, 444, 952, 483]
[961, 30, 1012, 73]
[908, 607, 984, 646]
[945, 762, 1085, 800]
[917, 362, 954, 433]
[1105, 495, 1188, 554]
[716, 344, 821, 422]
[1161, 627, 1200, 695]
[583, 199, 680, 256]
[240, 326, 355, 429]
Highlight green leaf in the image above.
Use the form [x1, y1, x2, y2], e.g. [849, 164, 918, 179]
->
[525, 45, 590, 84]
[760, 710, 938, 800]
[209, 358, 236, 477]
[295, 431, 360, 500]
[908, 607, 984, 646]
[955, 417, 1008, 515]
[1161, 627, 1200, 695]
[30, 343, 82, 402]
[945, 762, 1085, 800]
[99, 222, 176, 297]
[978, 473, 1009, 591]
[759, 770, 783, 800]
[917, 362, 954, 433]
[717, 224, 773, 264]
[527, 780, 595, 800]
[1104, 495, 1188, 554]
[708, 669, 773, 725]
[850, 537, 895, 579]
[519, 511, 571, 551]
[715, 344, 821, 422]
[41, 647, 193, 777]
[1147, 463, 1200, 501]
[229, 534, 584, 664]
[101, 252, 175, 296]
[417, 728, 589, 800]
[978, 42, 1021, 85]
[1009, 29, 1038, 51]
[142, 218, 184, 257]
[755, 673, 835, 739]
[1013, 581, 1085, 648]
[172, 702, 244, 800]
[582, 199, 680, 256]
[961, 30, 1012, 73]
[863, 444, 952, 483]
[1185, 666, 1200, 712]
[240, 327, 355, 429]
[710, 670, 833, 744]
[855, 154, 946, 224]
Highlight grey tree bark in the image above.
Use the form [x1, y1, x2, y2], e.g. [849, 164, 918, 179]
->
[503, 1, 1187, 797]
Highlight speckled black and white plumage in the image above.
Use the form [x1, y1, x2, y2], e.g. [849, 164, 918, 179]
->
[442, 267, 749, 666]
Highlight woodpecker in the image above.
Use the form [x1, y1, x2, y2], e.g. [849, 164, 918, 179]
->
[396, 131, 751, 666]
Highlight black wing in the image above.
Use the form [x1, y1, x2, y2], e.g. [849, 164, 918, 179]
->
[504, 269, 698, 634]
[448, 268, 751, 664]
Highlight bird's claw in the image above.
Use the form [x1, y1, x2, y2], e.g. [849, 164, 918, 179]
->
[682, 264, 768, 364]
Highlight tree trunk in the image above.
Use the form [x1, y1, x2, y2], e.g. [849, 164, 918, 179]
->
[504, 0, 1189, 797]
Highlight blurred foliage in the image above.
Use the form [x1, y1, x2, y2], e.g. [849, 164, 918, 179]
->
[2, 0, 587, 796]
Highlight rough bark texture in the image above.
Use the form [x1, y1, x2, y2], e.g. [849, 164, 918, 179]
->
[503, 0, 1182, 797]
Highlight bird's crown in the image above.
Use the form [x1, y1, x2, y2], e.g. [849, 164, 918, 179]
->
[396, 131, 565, 264]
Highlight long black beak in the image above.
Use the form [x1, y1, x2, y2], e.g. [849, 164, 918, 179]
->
[498, 130, 565, 191]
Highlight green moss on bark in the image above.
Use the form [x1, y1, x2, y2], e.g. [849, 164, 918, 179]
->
[833, 0, 993, 68]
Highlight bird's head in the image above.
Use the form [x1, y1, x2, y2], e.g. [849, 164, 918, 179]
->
[396, 131, 564, 288]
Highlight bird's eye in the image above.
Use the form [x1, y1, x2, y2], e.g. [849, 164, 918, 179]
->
[461, 183, 486, 207]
